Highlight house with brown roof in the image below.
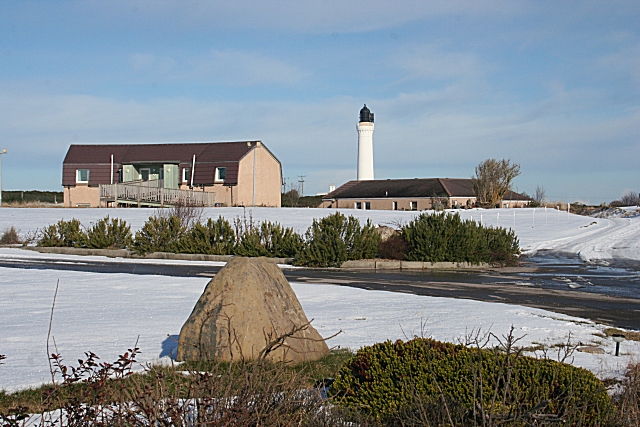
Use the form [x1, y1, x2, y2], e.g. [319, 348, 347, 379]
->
[318, 178, 530, 210]
[62, 141, 282, 208]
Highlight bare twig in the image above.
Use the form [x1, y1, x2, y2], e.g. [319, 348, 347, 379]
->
[46, 279, 60, 387]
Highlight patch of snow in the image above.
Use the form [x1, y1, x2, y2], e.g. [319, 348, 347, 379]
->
[0, 267, 637, 392]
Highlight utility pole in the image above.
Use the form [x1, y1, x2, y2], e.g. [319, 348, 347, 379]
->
[298, 175, 306, 197]
[0, 148, 6, 207]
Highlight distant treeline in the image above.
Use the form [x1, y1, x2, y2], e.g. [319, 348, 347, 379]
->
[280, 192, 322, 208]
[1, 190, 63, 204]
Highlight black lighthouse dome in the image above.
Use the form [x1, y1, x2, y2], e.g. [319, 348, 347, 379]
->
[359, 104, 374, 123]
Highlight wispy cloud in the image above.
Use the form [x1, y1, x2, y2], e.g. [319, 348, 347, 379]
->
[77, 0, 528, 34]
[125, 50, 305, 87]
[597, 43, 640, 86]
[187, 49, 305, 87]
[391, 45, 488, 83]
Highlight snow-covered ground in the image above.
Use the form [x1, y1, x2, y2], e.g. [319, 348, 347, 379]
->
[1, 267, 637, 392]
[1, 207, 640, 392]
[2, 205, 640, 263]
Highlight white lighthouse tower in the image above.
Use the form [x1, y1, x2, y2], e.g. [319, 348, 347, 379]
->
[357, 104, 375, 180]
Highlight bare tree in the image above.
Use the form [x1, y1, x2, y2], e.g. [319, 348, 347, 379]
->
[281, 182, 301, 207]
[620, 190, 639, 206]
[533, 185, 546, 205]
[472, 158, 521, 208]
[157, 199, 204, 230]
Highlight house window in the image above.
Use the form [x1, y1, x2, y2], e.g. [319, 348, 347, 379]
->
[76, 169, 90, 183]
[182, 168, 191, 183]
[355, 202, 362, 209]
[365, 202, 371, 210]
[215, 167, 226, 182]
[410, 201, 418, 211]
[392, 201, 398, 210]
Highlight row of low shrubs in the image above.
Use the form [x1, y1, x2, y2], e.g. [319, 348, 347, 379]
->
[37, 211, 520, 266]
[37, 213, 380, 267]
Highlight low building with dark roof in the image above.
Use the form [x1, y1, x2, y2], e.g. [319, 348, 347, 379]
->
[62, 141, 282, 208]
[319, 178, 530, 210]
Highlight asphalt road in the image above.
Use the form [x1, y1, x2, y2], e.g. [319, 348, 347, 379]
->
[1, 255, 638, 330]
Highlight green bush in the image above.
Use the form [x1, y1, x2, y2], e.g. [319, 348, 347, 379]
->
[331, 338, 613, 426]
[178, 217, 236, 255]
[235, 221, 302, 258]
[131, 216, 185, 255]
[85, 216, 132, 249]
[38, 219, 86, 248]
[294, 212, 380, 267]
[402, 212, 519, 265]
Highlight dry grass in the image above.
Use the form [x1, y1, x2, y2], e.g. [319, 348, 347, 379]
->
[0, 349, 355, 426]
[613, 362, 640, 427]
[3, 344, 640, 426]
[0, 201, 64, 208]
[0, 226, 21, 245]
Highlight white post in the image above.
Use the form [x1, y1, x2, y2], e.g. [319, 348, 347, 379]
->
[497, 212, 499, 227]
[480, 214, 483, 225]
[545, 206, 547, 224]
[110, 154, 114, 185]
[532, 208, 535, 228]
[190, 155, 196, 188]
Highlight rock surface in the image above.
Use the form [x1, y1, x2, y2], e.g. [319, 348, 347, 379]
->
[177, 257, 329, 363]
[376, 225, 398, 242]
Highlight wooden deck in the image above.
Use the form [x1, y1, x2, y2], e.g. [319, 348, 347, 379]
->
[100, 180, 214, 207]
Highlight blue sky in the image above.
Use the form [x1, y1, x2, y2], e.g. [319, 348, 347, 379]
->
[0, 1, 638, 203]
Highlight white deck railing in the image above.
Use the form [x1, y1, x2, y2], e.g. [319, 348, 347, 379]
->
[100, 180, 214, 207]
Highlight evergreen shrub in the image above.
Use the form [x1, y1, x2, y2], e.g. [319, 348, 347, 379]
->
[131, 216, 185, 255]
[85, 216, 132, 249]
[294, 212, 380, 267]
[402, 212, 519, 265]
[178, 217, 236, 255]
[331, 338, 613, 425]
[234, 221, 302, 258]
[38, 219, 86, 248]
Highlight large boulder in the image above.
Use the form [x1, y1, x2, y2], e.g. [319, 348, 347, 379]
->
[177, 257, 330, 363]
